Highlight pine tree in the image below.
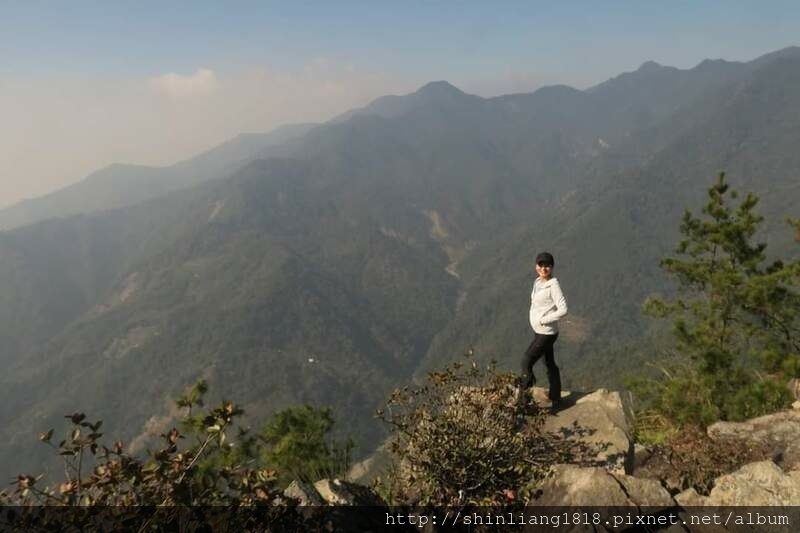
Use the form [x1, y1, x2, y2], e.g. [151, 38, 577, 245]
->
[258, 405, 353, 487]
[631, 173, 800, 428]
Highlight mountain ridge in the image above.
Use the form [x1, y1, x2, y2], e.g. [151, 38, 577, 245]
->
[5, 46, 799, 233]
[1, 46, 799, 480]
[0, 123, 317, 231]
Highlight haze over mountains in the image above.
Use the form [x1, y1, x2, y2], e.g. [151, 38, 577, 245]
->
[0, 123, 316, 231]
[1, 47, 799, 478]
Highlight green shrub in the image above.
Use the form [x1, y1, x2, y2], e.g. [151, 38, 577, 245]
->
[258, 405, 353, 487]
[0, 381, 349, 529]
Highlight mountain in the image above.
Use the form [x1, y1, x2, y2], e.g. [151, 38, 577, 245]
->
[420, 50, 800, 383]
[0, 123, 317, 231]
[1, 47, 799, 479]
[331, 80, 481, 122]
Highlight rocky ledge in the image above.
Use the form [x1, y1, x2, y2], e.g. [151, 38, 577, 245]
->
[530, 387, 800, 508]
[288, 389, 800, 513]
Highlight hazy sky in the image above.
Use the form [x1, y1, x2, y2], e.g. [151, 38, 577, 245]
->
[1, 1, 798, 208]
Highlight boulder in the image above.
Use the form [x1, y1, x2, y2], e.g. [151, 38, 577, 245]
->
[531, 464, 674, 508]
[676, 461, 800, 506]
[707, 410, 800, 470]
[313, 478, 386, 506]
[709, 461, 800, 505]
[633, 443, 653, 471]
[542, 389, 633, 474]
[283, 480, 325, 506]
[673, 487, 707, 507]
[308, 479, 393, 532]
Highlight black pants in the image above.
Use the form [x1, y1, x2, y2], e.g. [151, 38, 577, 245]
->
[520, 333, 561, 401]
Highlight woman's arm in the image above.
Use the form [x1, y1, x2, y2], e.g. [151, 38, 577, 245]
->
[528, 283, 539, 330]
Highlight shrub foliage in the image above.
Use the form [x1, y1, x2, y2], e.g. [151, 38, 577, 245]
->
[0, 382, 354, 530]
[1, 383, 285, 507]
[377, 353, 557, 506]
[257, 405, 353, 487]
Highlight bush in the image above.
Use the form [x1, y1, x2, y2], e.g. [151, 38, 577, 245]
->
[0, 382, 343, 529]
[258, 405, 353, 487]
[377, 353, 557, 506]
[1, 384, 284, 507]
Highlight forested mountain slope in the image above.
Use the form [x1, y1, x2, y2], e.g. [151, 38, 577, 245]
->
[1, 47, 799, 479]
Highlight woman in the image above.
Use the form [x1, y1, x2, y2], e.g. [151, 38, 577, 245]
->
[519, 252, 568, 412]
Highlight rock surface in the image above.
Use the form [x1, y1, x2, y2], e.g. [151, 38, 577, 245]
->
[541, 388, 633, 474]
[284, 477, 388, 507]
[675, 460, 800, 506]
[334, 387, 800, 512]
[313, 478, 386, 506]
[283, 480, 326, 506]
[708, 410, 800, 470]
[673, 487, 706, 507]
[287, 478, 392, 531]
[633, 443, 653, 471]
[531, 464, 673, 507]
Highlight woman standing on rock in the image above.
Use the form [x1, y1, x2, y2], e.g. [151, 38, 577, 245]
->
[519, 252, 568, 413]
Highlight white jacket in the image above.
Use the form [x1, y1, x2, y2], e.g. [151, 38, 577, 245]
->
[529, 277, 568, 335]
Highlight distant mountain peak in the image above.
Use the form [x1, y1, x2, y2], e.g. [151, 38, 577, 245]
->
[415, 80, 465, 97]
[697, 58, 729, 67]
[637, 60, 664, 72]
[330, 80, 472, 123]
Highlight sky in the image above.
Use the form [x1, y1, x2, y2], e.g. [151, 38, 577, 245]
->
[1, 1, 799, 208]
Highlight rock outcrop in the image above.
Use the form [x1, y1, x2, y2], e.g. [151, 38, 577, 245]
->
[283, 478, 393, 532]
[283, 478, 386, 506]
[707, 410, 800, 470]
[675, 460, 800, 506]
[526, 391, 800, 508]
[313, 478, 386, 506]
[283, 480, 326, 506]
[541, 388, 633, 474]
[294, 389, 800, 515]
[531, 464, 673, 507]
